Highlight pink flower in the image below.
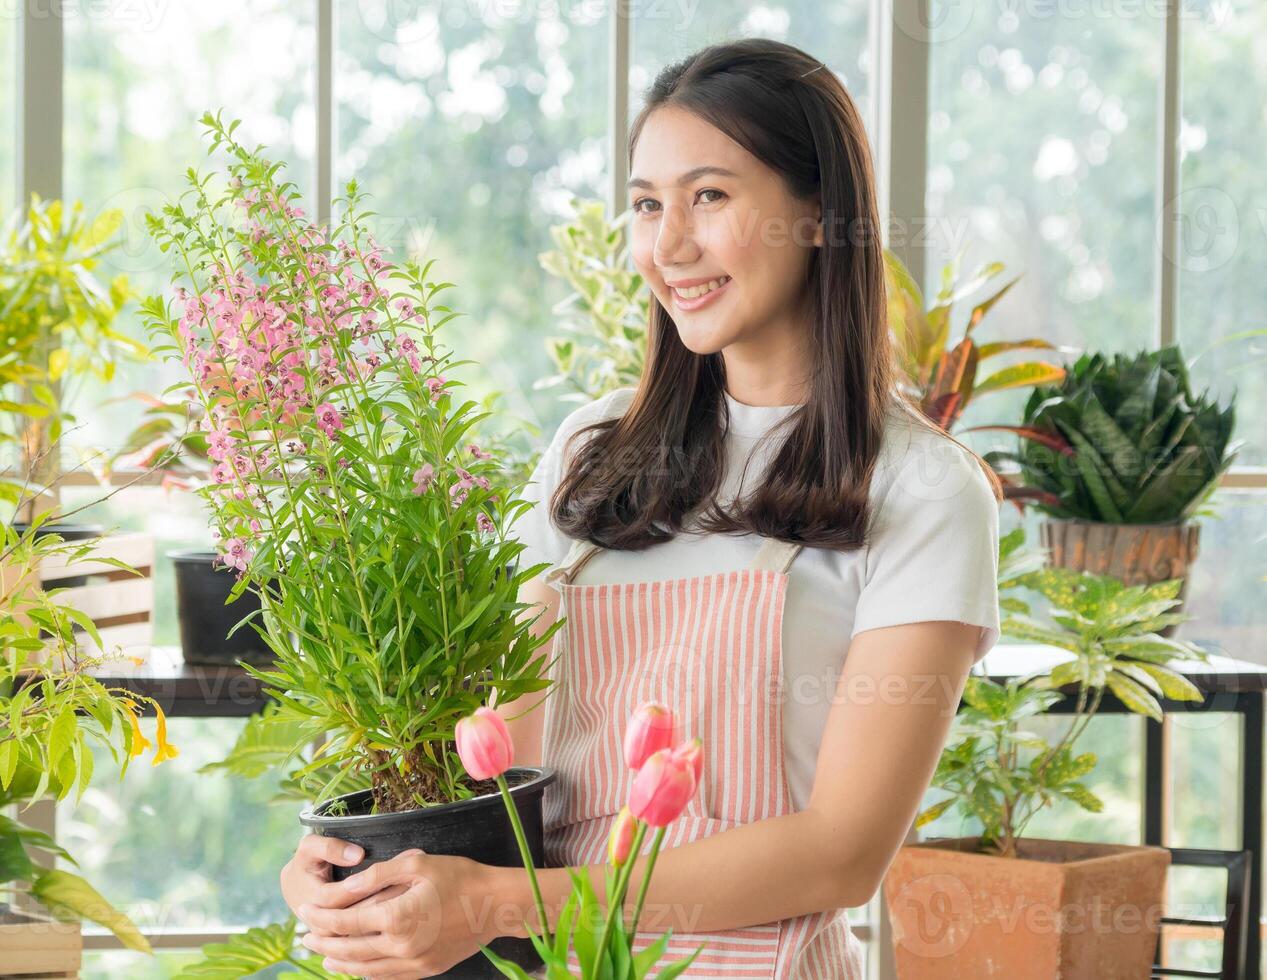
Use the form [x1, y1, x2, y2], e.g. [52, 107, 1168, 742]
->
[467, 443, 493, 461]
[476, 512, 495, 534]
[455, 706, 514, 781]
[315, 402, 343, 438]
[608, 806, 637, 867]
[623, 702, 680, 771]
[218, 537, 251, 574]
[412, 463, 435, 495]
[425, 376, 447, 402]
[628, 740, 700, 828]
[670, 736, 704, 787]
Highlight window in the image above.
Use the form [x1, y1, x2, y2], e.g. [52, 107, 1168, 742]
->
[926, 2, 1163, 436]
[0, 12, 15, 216]
[631, 2, 872, 129]
[336, 2, 611, 437]
[1177, 2, 1267, 465]
[62, 0, 315, 463]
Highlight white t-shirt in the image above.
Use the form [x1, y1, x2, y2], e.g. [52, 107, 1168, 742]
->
[514, 385, 1000, 812]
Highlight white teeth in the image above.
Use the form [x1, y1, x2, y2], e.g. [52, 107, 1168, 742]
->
[675, 276, 730, 299]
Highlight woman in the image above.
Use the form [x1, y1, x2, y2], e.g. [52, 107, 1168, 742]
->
[281, 37, 1001, 979]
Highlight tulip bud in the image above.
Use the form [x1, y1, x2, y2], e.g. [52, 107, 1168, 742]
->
[670, 737, 703, 786]
[608, 805, 637, 867]
[623, 702, 679, 771]
[628, 746, 697, 828]
[455, 706, 514, 781]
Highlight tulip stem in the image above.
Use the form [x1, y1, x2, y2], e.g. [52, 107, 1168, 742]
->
[628, 825, 666, 937]
[590, 820, 650, 976]
[495, 774, 551, 946]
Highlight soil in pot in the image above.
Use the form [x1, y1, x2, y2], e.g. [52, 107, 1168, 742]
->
[169, 549, 276, 666]
[300, 765, 557, 979]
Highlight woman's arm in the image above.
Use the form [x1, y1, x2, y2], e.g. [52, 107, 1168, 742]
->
[492, 573, 561, 767]
[495, 618, 979, 937]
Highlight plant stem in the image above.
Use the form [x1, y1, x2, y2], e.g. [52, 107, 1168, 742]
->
[495, 773, 551, 947]
[590, 820, 648, 975]
[627, 824, 666, 937]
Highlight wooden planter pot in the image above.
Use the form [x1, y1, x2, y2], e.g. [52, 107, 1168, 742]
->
[1039, 519, 1199, 636]
[0, 906, 82, 977]
[883, 837, 1170, 979]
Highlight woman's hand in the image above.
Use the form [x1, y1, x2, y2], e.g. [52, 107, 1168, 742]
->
[297, 848, 514, 979]
[280, 833, 365, 918]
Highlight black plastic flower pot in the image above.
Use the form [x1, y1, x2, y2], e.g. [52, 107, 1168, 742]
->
[168, 549, 276, 666]
[299, 765, 557, 979]
[10, 522, 104, 588]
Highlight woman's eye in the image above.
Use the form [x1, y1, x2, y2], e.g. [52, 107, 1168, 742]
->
[632, 189, 726, 216]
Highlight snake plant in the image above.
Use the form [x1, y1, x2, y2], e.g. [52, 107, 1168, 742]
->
[997, 345, 1238, 523]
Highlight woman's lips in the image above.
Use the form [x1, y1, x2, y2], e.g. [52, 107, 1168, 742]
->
[670, 277, 732, 311]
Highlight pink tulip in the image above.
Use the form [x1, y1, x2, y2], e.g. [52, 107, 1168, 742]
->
[628, 746, 698, 828]
[608, 805, 637, 867]
[670, 737, 703, 786]
[623, 702, 679, 771]
[455, 706, 514, 780]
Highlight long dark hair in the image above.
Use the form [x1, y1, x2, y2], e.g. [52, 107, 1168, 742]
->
[552, 38, 1001, 552]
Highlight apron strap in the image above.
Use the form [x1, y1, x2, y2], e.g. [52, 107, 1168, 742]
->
[749, 536, 803, 575]
[543, 536, 604, 588]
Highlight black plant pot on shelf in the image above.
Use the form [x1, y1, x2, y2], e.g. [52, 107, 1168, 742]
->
[9, 522, 104, 588]
[299, 766, 558, 979]
[169, 549, 275, 666]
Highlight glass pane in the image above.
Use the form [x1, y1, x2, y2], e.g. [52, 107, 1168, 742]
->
[1177, 1, 1267, 464]
[0, 12, 15, 217]
[336, 3, 610, 437]
[62, 2, 315, 461]
[926, 0, 1163, 440]
[1182, 490, 1267, 658]
[631, 3, 872, 132]
[58, 717, 300, 932]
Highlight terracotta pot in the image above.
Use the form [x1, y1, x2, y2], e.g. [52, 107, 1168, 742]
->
[883, 836, 1170, 979]
[1039, 519, 1200, 637]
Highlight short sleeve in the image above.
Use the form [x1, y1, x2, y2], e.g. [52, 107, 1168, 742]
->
[511, 388, 635, 584]
[850, 427, 1001, 664]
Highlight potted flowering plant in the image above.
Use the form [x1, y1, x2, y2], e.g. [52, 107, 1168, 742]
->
[453, 702, 705, 979]
[883, 529, 1210, 978]
[141, 111, 563, 977]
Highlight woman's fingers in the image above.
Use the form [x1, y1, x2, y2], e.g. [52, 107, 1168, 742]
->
[301, 930, 394, 962]
[296, 833, 364, 874]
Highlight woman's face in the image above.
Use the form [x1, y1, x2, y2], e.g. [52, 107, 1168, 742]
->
[627, 106, 823, 361]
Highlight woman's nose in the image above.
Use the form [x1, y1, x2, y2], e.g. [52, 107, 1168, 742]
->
[652, 203, 698, 267]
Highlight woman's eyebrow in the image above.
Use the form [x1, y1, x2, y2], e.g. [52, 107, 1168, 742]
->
[627, 166, 740, 191]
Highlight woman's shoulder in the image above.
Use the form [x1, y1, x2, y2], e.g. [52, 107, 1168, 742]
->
[868, 400, 997, 515]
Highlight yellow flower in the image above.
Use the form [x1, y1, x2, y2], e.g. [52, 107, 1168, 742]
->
[123, 702, 150, 758]
[151, 703, 179, 765]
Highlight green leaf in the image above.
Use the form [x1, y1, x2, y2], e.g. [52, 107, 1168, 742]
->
[32, 868, 153, 953]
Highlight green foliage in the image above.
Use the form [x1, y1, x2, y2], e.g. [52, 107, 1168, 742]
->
[0, 485, 178, 950]
[923, 532, 1209, 857]
[1007, 345, 1239, 522]
[0, 195, 146, 479]
[172, 917, 350, 979]
[480, 864, 702, 980]
[142, 111, 564, 811]
[883, 246, 1066, 431]
[536, 198, 649, 407]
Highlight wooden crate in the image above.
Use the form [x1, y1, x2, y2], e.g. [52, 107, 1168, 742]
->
[2, 532, 154, 668]
[0, 906, 81, 978]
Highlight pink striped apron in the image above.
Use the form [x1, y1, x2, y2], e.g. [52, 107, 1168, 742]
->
[531, 534, 866, 979]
